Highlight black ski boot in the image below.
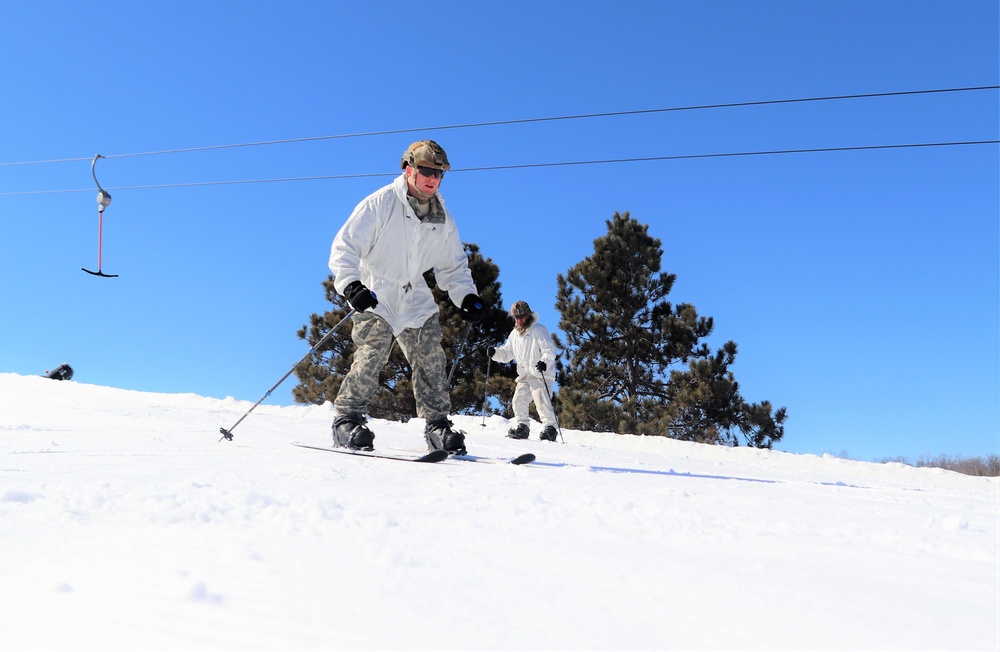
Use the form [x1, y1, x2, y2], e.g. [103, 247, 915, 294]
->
[424, 418, 467, 456]
[540, 425, 558, 442]
[507, 423, 529, 440]
[332, 413, 375, 451]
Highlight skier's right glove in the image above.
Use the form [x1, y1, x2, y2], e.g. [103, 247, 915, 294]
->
[344, 280, 378, 312]
[487, 346, 496, 357]
[460, 294, 485, 323]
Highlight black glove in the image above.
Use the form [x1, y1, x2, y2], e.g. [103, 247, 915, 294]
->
[460, 294, 485, 323]
[487, 346, 496, 357]
[344, 280, 378, 312]
[535, 360, 547, 372]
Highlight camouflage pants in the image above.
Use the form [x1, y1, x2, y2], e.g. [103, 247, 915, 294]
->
[334, 312, 451, 421]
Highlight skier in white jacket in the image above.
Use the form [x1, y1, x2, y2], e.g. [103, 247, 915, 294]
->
[488, 301, 559, 442]
[328, 140, 485, 455]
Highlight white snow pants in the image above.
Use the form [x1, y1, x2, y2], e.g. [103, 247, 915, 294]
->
[512, 375, 557, 428]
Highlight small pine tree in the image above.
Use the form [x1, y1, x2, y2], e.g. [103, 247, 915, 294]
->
[661, 341, 786, 447]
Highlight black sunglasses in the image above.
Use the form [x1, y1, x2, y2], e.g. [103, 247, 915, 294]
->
[416, 166, 445, 179]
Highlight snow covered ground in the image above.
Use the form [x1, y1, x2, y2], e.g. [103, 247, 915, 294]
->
[1, 372, 997, 650]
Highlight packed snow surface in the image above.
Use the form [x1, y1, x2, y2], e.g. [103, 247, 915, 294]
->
[1, 373, 997, 650]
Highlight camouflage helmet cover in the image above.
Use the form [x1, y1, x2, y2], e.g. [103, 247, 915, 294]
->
[401, 140, 451, 170]
[511, 301, 531, 318]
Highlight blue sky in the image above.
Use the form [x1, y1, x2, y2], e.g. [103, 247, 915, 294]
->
[1, 1, 997, 461]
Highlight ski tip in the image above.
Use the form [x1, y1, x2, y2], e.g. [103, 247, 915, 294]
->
[511, 453, 536, 465]
[420, 449, 450, 463]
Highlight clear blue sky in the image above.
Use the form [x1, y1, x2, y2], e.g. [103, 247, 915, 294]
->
[1, 1, 997, 461]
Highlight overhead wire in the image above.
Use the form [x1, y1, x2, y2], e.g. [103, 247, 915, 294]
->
[1, 84, 996, 167]
[0, 140, 996, 197]
[0, 84, 995, 196]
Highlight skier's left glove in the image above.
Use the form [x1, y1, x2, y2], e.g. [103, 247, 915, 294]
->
[535, 360, 547, 372]
[460, 294, 485, 323]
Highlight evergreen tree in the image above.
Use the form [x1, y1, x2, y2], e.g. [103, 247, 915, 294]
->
[292, 243, 517, 421]
[660, 341, 786, 447]
[554, 211, 785, 447]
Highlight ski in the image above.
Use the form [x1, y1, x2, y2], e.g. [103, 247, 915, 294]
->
[388, 447, 537, 465]
[451, 452, 536, 465]
[292, 442, 449, 463]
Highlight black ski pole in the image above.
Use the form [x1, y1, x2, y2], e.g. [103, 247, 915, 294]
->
[480, 354, 492, 428]
[219, 309, 356, 441]
[539, 369, 565, 444]
[447, 320, 474, 388]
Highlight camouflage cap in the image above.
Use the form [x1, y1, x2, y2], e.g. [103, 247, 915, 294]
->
[511, 301, 531, 318]
[401, 140, 451, 170]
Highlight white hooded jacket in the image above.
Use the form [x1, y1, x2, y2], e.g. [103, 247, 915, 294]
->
[491, 313, 557, 383]
[329, 174, 477, 336]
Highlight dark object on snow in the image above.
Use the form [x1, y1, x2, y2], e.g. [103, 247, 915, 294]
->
[45, 363, 74, 381]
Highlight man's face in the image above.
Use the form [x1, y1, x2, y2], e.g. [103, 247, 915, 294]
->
[407, 164, 444, 196]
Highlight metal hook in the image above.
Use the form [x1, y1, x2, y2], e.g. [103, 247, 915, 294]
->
[91, 154, 111, 212]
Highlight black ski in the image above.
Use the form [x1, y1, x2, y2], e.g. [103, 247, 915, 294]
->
[388, 446, 537, 465]
[451, 452, 536, 465]
[292, 442, 448, 463]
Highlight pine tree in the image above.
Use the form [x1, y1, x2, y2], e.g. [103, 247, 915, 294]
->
[660, 341, 787, 447]
[292, 243, 517, 421]
[555, 211, 785, 447]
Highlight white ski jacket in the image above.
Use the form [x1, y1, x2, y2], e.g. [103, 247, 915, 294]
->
[491, 314, 558, 383]
[329, 174, 477, 336]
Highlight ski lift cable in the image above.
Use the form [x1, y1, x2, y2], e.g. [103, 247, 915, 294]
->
[0, 85, 996, 168]
[0, 139, 995, 197]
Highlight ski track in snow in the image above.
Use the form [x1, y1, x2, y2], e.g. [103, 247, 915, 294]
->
[1, 373, 997, 650]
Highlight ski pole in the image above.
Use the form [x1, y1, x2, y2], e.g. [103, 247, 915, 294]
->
[446, 320, 474, 388]
[480, 354, 492, 427]
[539, 369, 565, 444]
[219, 309, 356, 441]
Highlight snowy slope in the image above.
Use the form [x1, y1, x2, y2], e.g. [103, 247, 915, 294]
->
[1, 372, 997, 650]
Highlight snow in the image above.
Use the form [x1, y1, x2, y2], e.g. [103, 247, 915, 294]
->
[1, 372, 997, 651]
